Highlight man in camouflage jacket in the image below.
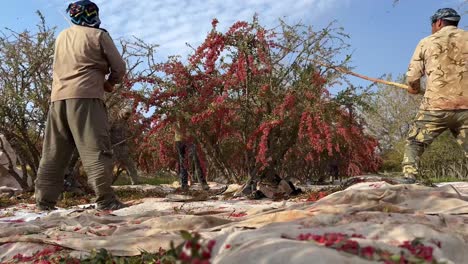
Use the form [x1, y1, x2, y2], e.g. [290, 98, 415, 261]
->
[402, 8, 468, 182]
[110, 107, 140, 185]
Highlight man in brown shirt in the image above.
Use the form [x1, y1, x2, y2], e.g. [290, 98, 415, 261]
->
[402, 8, 468, 182]
[35, 0, 127, 210]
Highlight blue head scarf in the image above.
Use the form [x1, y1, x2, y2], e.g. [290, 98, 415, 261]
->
[66, 0, 101, 28]
[430, 8, 461, 24]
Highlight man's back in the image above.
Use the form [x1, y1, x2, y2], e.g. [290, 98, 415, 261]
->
[52, 25, 125, 102]
[407, 26, 468, 110]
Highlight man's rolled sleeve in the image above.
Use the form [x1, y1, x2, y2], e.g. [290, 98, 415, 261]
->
[406, 40, 425, 93]
[100, 32, 126, 85]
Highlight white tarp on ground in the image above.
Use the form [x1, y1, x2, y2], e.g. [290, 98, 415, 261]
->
[0, 181, 468, 263]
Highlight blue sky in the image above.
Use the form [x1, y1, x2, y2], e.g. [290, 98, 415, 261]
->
[0, 0, 466, 91]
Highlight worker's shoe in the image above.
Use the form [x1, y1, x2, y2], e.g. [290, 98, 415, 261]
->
[201, 182, 210, 191]
[400, 173, 417, 184]
[36, 203, 57, 211]
[180, 184, 189, 192]
[97, 199, 127, 211]
[130, 179, 141, 185]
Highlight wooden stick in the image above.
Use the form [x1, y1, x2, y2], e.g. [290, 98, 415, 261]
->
[314, 60, 409, 90]
[57, 8, 72, 26]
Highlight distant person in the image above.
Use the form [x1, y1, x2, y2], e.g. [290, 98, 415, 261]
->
[174, 116, 210, 191]
[35, 0, 126, 210]
[402, 8, 467, 183]
[110, 107, 140, 185]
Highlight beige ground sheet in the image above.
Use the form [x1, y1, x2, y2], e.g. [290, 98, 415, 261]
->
[1, 181, 468, 263]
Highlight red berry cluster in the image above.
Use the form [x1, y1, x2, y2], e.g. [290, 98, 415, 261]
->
[176, 231, 217, 264]
[295, 233, 441, 264]
[12, 246, 66, 263]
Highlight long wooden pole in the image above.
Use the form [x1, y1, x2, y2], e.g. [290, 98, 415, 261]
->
[314, 61, 409, 90]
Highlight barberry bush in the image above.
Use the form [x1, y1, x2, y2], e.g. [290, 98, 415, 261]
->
[124, 17, 381, 183]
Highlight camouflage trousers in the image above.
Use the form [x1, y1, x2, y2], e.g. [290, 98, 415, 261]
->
[402, 110, 468, 176]
[113, 145, 139, 185]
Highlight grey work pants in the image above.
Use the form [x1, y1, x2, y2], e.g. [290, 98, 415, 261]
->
[35, 99, 116, 208]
